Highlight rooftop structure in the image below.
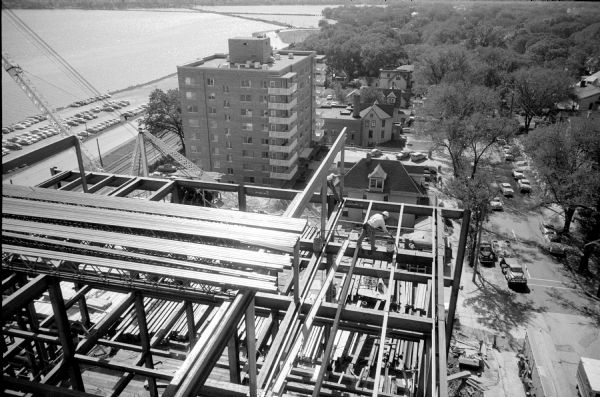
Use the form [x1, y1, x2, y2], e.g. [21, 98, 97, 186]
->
[1, 131, 469, 397]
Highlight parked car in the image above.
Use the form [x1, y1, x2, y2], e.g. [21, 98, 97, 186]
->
[517, 179, 532, 193]
[512, 168, 525, 180]
[479, 242, 496, 266]
[326, 94, 333, 100]
[5, 142, 22, 150]
[504, 152, 514, 161]
[500, 257, 528, 288]
[540, 222, 560, 243]
[396, 150, 411, 160]
[490, 196, 504, 211]
[500, 183, 514, 197]
[410, 152, 427, 162]
[540, 242, 568, 257]
[370, 148, 383, 158]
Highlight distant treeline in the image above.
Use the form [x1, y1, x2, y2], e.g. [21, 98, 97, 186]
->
[0, 0, 571, 10]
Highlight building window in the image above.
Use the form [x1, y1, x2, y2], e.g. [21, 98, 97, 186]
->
[262, 123, 269, 132]
[369, 177, 383, 191]
[223, 85, 229, 93]
[243, 176, 255, 183]
[364, 120, 369, 128]
[213, 160, 220, 169]
[241, 79, 251, 88]
[209, 120, 217, 129]
[381, 130, 385, 138]
[382, 120, 386, 127]
[208, 107, 217, 114]
[207, 78, 215, 86]
[208, 93, 216, 101]
[211, 134, 218, 142]
[241, 109, 252, 117]
[261, 151, 269, 159]
[185, 91, 197, 100]
[368, 130, 373, 139]
[184, 77, 195, 86]
[189, 118, 200, 128]
[190, 145, 198, 153]
[371, 120, 376, 127]
[224, 127, 231, 136]
[243, 136, 253, 144]
[225, 114, 231, 121]
[226, 140, 232, 149]
[240, 94, 252, 102]
[227, 154, 233, 162]
[242, 123, 253, 131]
[227, 168, 234, 175]
[261, 138, 269, 145]
[387, 97, 395, 104]
[186, 105, 198, 113]
[262, 80, 268, 88]
[212, 147, 219, 155]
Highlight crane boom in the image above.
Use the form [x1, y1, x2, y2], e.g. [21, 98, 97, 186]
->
[2, 52, 102, 171]
[141, 130, 220, 181]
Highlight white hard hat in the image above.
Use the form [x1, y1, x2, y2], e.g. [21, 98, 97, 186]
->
[382, 211, 390, 218]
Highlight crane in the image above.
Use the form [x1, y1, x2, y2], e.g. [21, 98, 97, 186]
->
[2, 52, 103, 172]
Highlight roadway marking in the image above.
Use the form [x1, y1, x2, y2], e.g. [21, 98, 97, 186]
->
[529, 277, 565, 283]
[527, 283, 577, 291]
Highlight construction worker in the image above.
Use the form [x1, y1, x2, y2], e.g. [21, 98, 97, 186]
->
[359, 211, 392, 252]
[326, 172, 341, 202]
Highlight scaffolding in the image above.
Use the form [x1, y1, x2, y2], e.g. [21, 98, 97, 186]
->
[1, 132, 469, 397]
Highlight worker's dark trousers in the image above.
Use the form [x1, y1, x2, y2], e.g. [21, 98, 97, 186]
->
[359, 224, 376, 251]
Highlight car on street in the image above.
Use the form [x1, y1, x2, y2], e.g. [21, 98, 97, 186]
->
[500, 257, 528, 288]
[490, 196, 503, 211]
[500, 183, 514, 197]
[479, 241, 496, 266]
[540, 242, 569, 257]
[5, 142, 22, 150]
[517, 179, 532, 193]
[540, 222, 560, 243]
[512, 168, 525, 180]
[326, 94, 333, 100]
[410, 152, 427, 162]
[370, 148, 383, 158]
[396, 150, 411, 161]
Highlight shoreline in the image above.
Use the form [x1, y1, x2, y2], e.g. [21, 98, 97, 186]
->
[108, 72, 178, 96]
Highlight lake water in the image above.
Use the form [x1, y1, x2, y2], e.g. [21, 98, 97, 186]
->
[2, 6, 330, 127]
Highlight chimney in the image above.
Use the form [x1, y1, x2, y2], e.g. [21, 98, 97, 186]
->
[366, 153, 372, 163]
[352, 93, 360, 118]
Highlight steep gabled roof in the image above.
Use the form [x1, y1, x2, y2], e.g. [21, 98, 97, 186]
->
[345, 159, 425, 195]
[359, 104, 393, 119]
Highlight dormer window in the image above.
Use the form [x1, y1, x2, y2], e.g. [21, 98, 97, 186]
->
[369, 177, 384, 191]
[368, 164, 387, 192]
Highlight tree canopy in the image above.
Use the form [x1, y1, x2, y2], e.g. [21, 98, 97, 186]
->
[139, 88, 185, 152]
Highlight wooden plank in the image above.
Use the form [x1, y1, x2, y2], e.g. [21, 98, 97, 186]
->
[1, 274, 48, 322]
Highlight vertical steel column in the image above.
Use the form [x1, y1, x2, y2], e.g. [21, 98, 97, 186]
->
[293, 241, 300, 304]
[321, 177, 327, 237]
[74, 282, 91, 329]
[26, 301, 50, 373]
[245, 298, 257, 397]
[185, 301, 196, 345]
[48, 279, 84, 391]
[339, 135, 345, 198]
[135, 293, 157, 397]
[73, 139, 88, 193]
[227, 335, 241, 383]
[138, 130, 149, 177]
[16, 309, 40, 379]
[238, 184, 247, 211]
[446, 209, 470, 354]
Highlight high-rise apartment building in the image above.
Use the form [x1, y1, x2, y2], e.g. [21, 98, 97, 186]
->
[177, 36, 316, 187]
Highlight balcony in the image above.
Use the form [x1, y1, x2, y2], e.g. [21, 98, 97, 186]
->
[268, 83, 297, 95]
[270, 165, 299, 181]
[268, 97, 297, 111]
[269, 138, 298, 153]
[269, 152, 299, 167]
[268, 112, 297, 125]
[269, 125, 298, 139]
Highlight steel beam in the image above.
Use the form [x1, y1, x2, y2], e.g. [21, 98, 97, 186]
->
[48, 279, 84, 391]
[148, 180, 176, 201]
[2, 375, 100, 397]
[227, 334, 241, 384]
[135, 292, 158, 397]
[245, 298, 257, 397]
[1, 274, 48, 322]
[284, 127, 346, 218]
[3, 136, 79, 175]
[446, 209, 470, 353]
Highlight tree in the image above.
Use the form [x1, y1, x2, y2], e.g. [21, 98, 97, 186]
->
[423, 82, 514, 178]
[444, 172, 496, 276]
[524, 118, 600, 233]
[510, 67, 573, 133]
[359, 86, 386, 106]
[140, 88, 185, 152]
